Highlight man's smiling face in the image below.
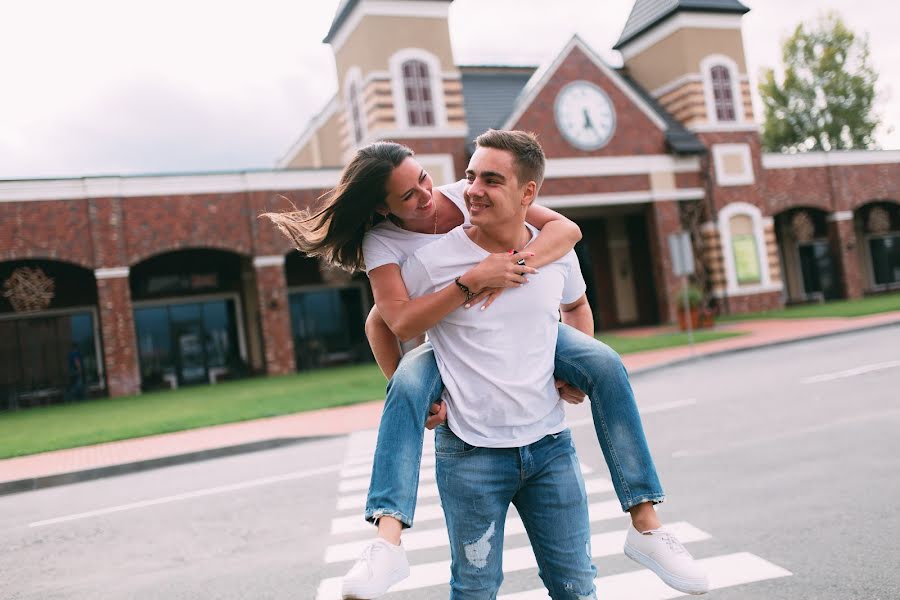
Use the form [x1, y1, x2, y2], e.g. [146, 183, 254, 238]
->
[464, 147, 531, 228]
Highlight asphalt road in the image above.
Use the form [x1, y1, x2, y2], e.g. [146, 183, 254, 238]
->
[1, 325, 898, 599]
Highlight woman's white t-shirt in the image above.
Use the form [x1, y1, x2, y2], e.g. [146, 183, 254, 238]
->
[361, 179, 469, 273]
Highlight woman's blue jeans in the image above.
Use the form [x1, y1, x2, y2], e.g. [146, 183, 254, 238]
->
[364, 323, 664, 528]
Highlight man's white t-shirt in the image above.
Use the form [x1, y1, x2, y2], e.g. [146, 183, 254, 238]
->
[362, 179, 469, 272]
[401, 225, 586, 448]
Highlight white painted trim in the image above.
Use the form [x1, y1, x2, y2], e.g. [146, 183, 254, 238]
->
[253, 255, 286, 269]
[761, 150, 900, 169]
[502, 35, 667, 133]
[545, 155, 700, 178]
[329, 1, 451, 52]
[700, 54, 744, 124]
[717, 202, 772, 295]
[619, 13, 744, 61]
[0, 169, 342, 203]
[712, 283, 783, 298]
[827, 211, 854, 222]
[415, 153, 456, 186]
[700, 221, 718, 232]
[762, 217, 774, 227]
[537, 187, 704, 209]
[389, 48, 448, 130]
[688, 122, 759, 133]
[712, 143, 754, 187]
[359, 127, 466, 144]
[276, 96, 339, 168]
[94, 267, 130, 279]
[343, 66, 367, 148]
[651, 73, 703, 98]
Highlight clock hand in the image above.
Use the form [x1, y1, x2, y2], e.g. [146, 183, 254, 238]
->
[582, 108, 595, 130]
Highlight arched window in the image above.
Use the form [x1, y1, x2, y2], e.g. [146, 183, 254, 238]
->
[402, 59, 435, 127]
[348, 80, 364, 144]
[710, 65, 735, 122]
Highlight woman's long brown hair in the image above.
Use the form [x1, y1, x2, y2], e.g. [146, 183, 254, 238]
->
[262, 142, 413, 272]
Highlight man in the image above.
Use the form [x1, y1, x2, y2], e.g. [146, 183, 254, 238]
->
[399, 129, 598, 598]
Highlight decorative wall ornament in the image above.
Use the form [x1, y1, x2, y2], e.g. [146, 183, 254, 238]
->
[867, 206, 891, 234]
[791, 211, 815, 243]
[3, 267, 55, 312]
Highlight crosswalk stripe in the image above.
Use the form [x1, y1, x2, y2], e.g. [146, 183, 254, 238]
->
[335, 477, 612, 513]
[338, 461, 594, 493]
[329, 502, 445, 535]
[315, 522, 709, 599]
[325, 500, 627, 563]
[498, 552, 792, 599]
[340, 453, 437, 475]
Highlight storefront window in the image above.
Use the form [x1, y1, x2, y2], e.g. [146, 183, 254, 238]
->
[290, 286, 368, 370]
[134, 299, 240, 390]
[870, 235, 900, 286]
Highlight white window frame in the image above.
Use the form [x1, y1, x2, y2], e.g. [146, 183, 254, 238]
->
[712, 143, 755, 187]
[343, 67, 366, 146]
[389, 48, 447, 130]
[718, 202, 778, 296]
[701, 54, 743, 124]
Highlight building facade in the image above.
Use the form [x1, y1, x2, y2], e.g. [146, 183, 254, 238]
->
[2, 0, 898, 402]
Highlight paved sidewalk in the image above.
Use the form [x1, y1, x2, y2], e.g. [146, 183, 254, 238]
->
[2, 311, 898, 494]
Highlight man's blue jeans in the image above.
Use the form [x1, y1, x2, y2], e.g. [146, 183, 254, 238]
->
[364, 323, 664, 527]
[435, 425, 597, 599]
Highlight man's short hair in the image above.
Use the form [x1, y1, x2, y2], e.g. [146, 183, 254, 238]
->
[474, 129, 546, 192]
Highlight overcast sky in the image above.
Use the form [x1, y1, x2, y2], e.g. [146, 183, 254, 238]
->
[2, 0, 897, 180]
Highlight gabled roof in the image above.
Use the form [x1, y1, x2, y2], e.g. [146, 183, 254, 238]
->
[488, 36, 703, 155]
[323, 0, 453, 43]
[614, 0, 750, 50]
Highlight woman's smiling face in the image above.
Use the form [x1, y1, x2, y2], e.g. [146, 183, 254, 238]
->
[381, 157, 435, 224]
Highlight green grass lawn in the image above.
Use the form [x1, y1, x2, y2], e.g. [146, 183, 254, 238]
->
[599, 330, 744, 355]
[719, 291, 900, 321]
[0, 328, 745, 459]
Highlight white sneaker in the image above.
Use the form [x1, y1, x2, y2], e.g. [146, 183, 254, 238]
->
[341, 538, 410, 599]
[624, 525, 709, 595]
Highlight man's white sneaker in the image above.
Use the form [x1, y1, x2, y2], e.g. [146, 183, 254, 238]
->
[341, 538, 410, 599]
[623, 525, 709, 595]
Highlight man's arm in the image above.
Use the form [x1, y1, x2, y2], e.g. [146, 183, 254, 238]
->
[560, 293, 593, 336]
[557, 293, 594, 404]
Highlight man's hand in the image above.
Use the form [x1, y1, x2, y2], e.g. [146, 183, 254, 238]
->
[556, 379, 587, 404]
[425, 401, 447, 429]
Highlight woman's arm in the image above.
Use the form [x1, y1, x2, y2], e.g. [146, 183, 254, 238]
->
[365, 305, 403, 379]
[369, 254, 534, 342]
[523, 203, 582, 268]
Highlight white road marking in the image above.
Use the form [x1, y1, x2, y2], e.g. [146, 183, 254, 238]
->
[335, 477, 612, 512]
[568, 399, 697, 429]
[28, 464, 343, 528]
[801, 360, 900, 384]
[325, 500, 627, 563]
[498, 552, 792, 600]
[315, 522, 710, 599]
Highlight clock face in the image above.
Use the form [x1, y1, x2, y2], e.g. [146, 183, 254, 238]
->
[554, 81, 616, 151]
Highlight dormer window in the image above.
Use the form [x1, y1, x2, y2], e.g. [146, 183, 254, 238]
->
[710, 65, 735, 121]
[402, 59, 435, 126]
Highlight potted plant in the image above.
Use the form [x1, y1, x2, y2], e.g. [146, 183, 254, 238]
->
[674, 284, 703, 331]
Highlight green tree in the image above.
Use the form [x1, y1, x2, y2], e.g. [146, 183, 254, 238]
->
[759, 12, 880, 152]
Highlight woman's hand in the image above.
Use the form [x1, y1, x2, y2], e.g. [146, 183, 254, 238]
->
[460, 252, 537, 292]
[556, 379, 587, 404]
[467, 287, 504, 310]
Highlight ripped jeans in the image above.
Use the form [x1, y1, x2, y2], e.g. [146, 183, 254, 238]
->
[436, 426, 596, 600]
[364, 323, 664, 527]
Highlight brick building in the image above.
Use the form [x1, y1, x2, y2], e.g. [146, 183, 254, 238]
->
[1, 0, 898, 402]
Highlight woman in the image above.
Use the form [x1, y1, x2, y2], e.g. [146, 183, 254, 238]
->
[265, 141, 706, 599]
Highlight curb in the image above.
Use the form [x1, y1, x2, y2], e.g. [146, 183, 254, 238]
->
[3, 318, 898, 497]
[0, 435, 328, 497]
[628, 318, 900, 378]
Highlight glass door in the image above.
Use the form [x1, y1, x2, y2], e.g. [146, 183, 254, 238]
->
[798, 241, 839, 300]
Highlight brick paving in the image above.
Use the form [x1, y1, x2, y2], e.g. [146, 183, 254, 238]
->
[1, 312, 898, 488]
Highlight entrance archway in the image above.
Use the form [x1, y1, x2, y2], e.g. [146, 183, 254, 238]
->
[774, 208, 839, 303]
[854, 201, 900, 291]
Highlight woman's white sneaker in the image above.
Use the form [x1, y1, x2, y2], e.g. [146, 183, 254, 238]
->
[341, 538, 410, 599]
[623, 525, 709, 595]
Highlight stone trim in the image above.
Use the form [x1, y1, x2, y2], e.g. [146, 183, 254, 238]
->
[253, 255, 286, 269]
[544, 155, 700, 179]
[827, 211, 854, 222]
[94, 267, 130, 279]
[538, 188, 704, 209]
[762, 150, 900, 170]
[619, 13, 744, 61]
